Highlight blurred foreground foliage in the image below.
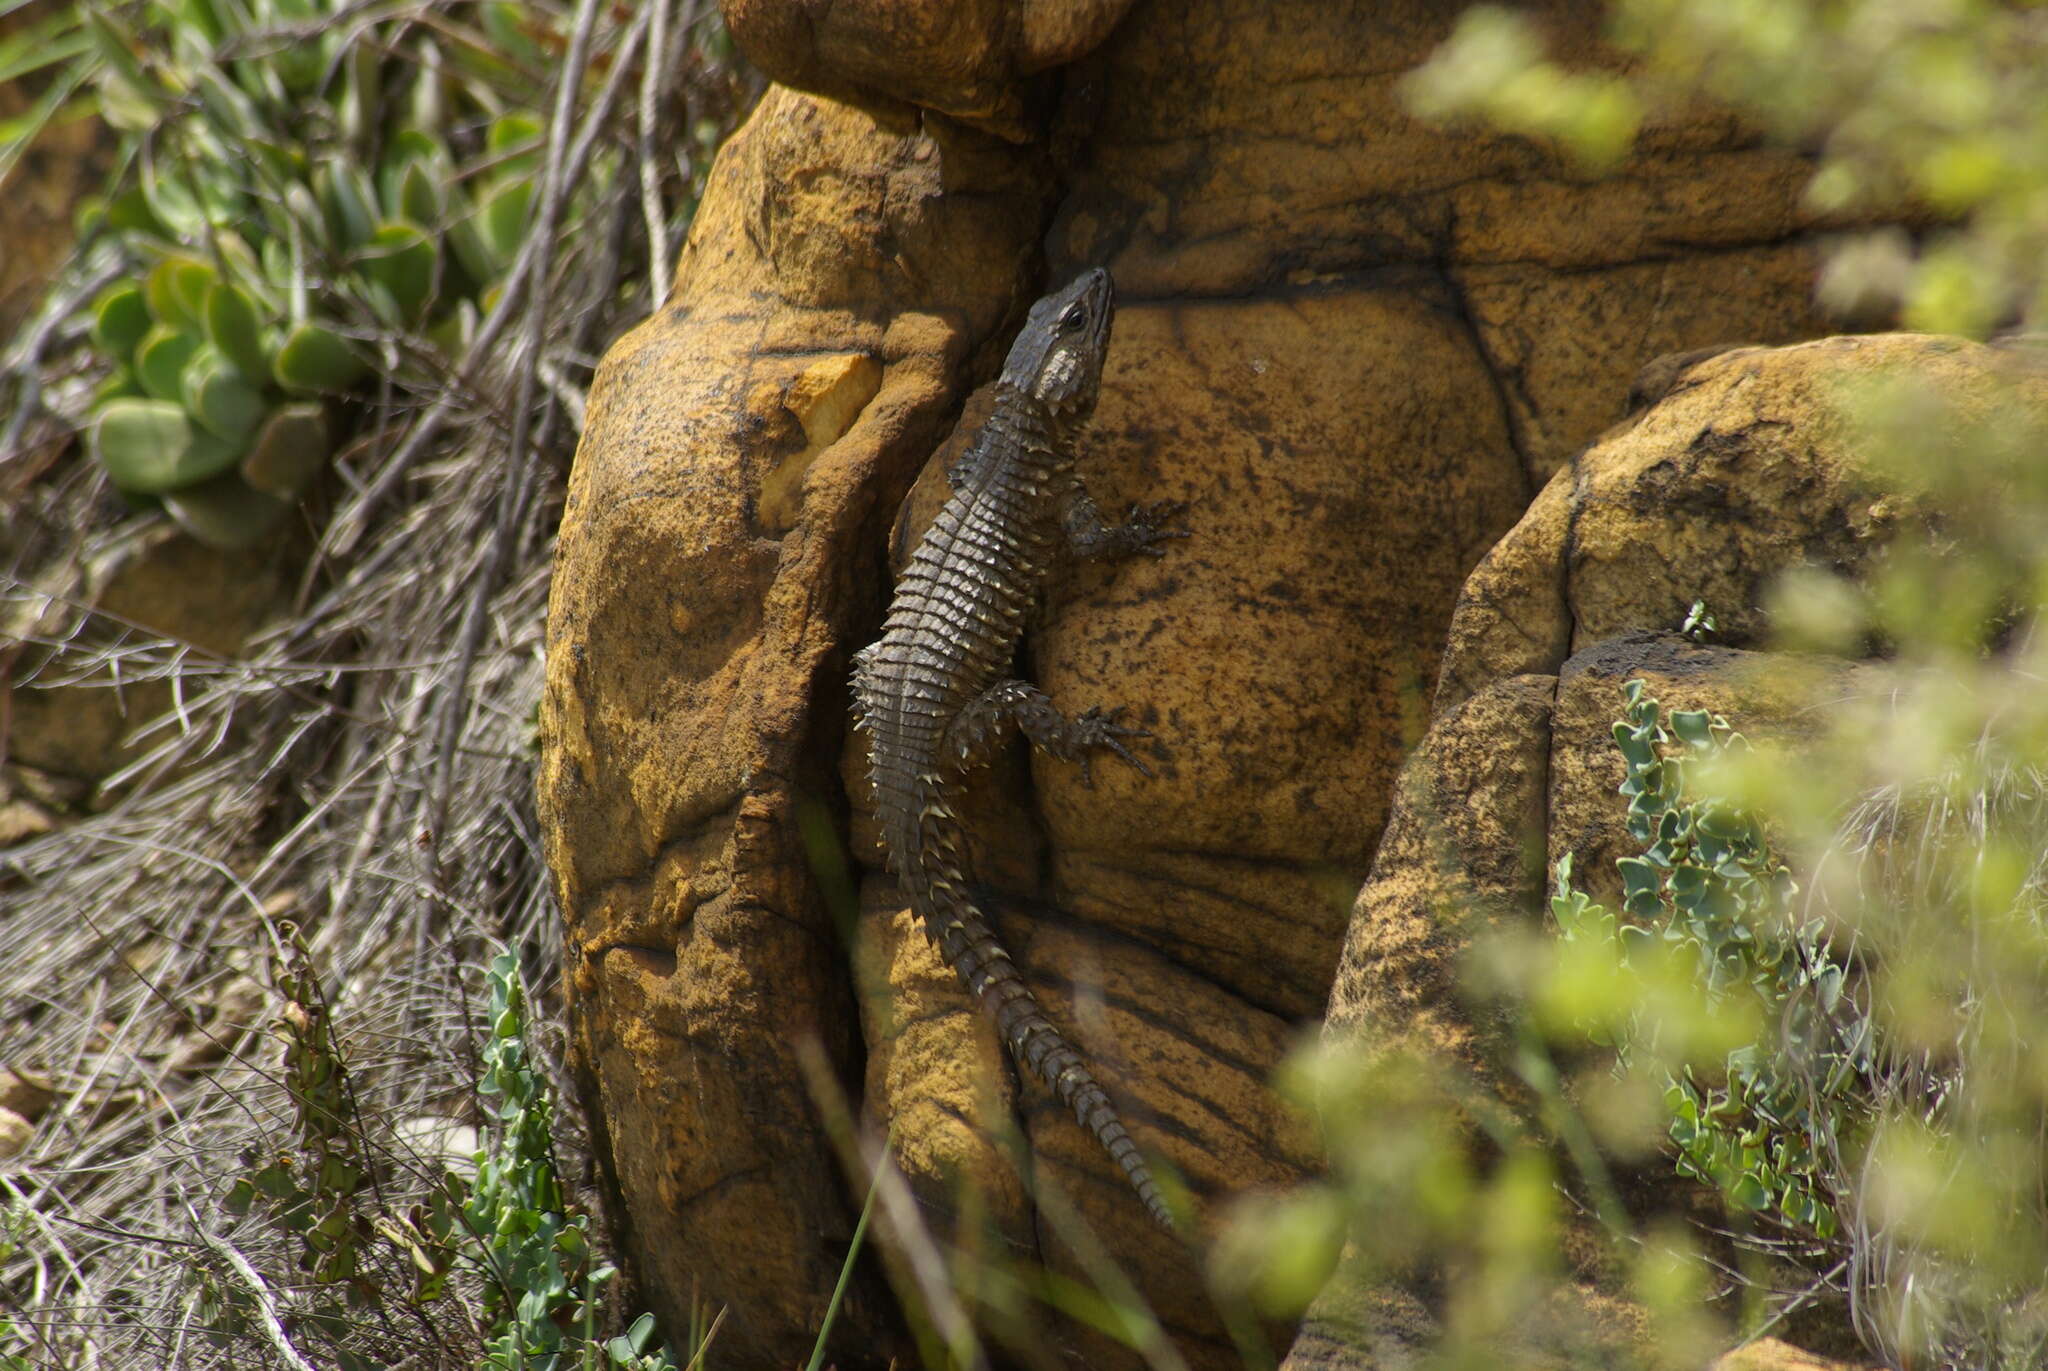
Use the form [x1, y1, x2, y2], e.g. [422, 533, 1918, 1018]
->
[1406, 0, 2048, 339]
[1209, 6, 2048, 1367]
[1222, 358, 2048, 1368]
[9, 0, 2048, 1369]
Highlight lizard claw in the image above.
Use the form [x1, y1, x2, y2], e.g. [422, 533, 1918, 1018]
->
[1122, 501, 1191, 558]
[1072, 705, 1155, 782]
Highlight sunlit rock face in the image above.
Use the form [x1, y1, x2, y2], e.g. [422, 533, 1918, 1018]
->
[540, 1, 1857, 1364]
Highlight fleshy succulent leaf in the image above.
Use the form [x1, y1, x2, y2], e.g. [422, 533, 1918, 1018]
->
[91, 282, 153, 362]
[163, 472, 293, 550]
[478, 179, 532, 273]
[274, 322, 369, 394]
[240, 403, 332, 496]
[92, 399, 245, 492]
[182, 345, 269, 443]
[144, 256, 216, 334]
[360, 221, 437, 323]
[135, 325, 204, 402]
[203, 282, 272, 380]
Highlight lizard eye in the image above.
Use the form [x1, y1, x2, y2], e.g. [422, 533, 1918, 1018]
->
[1059, 303, 1086, 332]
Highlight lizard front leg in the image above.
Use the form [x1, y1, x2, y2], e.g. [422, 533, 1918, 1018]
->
[1060, 486, 1188, 561]
[944, 679, 1153, 785]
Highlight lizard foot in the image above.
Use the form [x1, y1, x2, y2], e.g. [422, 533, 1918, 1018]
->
[1116, 500, 1191, 558]
[1069, 706, 1154, 786]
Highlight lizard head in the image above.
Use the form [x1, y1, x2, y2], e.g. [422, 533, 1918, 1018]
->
[1000, 267, 1115, 423]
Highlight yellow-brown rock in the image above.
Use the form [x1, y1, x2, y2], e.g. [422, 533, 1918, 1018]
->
[1046, 1, 1841, 487]
[1710, 1337, 1884, 1371]
[1293, 330, 2048, 1365]
[537, 86, 1048, 1368]
[1433, 334, 2029, 717]
[559, 0, 1894, 1364]
[722, 0, 1139, 141]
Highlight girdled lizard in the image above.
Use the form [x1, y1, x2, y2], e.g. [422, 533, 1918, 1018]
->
[851, 268, 1185, 1230]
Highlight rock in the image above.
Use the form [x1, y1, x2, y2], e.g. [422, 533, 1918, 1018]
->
[0, 1108, 31, 1163]
[1324, 672, 1554, 1079]
[1290, 330, 2047, 1366]
[537, 85, 1048, 1369]
[0, 1068, 56, 1121]
[1434, 333, 2044, 715]
[723, 0, 1139, 141]
[1299, 635, 1869, 1369]
[391, 1115, 483, 1180]
[1709, 1337, 1881, 1371]
[1044, 0, 1845, 488]
[558, 0, 1890, 1362]
[0, 800, 56, 846]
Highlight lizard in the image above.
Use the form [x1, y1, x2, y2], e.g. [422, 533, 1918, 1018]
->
[850, 267, 1185, 1231]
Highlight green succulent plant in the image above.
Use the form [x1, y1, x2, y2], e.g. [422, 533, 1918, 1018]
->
[45, 0, 552, 550]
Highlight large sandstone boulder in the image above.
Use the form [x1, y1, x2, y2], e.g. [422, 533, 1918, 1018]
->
[1289, 332, 2045, 1368]
[538, 87, 1051, 1368]
[540, 1, 1871, 1365]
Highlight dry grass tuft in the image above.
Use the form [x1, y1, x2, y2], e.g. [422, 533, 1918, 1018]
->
[0, 4, 758, 1364]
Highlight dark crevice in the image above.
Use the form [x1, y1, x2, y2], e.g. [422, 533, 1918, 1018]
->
[1437, 201, 1537, 503]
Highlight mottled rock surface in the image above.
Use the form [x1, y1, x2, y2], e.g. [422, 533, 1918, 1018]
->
[537, 87, 1048, 1367]
[543, 0, 1877, 1364]
[1709, 1337, 1884, 1371]
[1433, 333, 2017, 716]
[1291, 332, 2048, 1368]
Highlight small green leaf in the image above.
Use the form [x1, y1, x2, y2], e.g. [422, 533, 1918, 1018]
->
[1617, 857, 1661, 917]
[134, 325, 203, 402]
[91, 399, 242, 492]
[315, 160, 380, 249]
[144, 257, 217, 334]
[104, 186, 167, 237]
[182, 346, 268, 443]
[478, 179, 533, 272]
[204, 282, 272, 379]
[448, 201, 498, 286]
[378, 128, 446, 215]
[487, 111, 546, 180]
[394, 159, 444, 228]
[92, 282, 153, 362]
[426, 299, 479, 360]
[1727, 1172, 1770, 1211]
[274, 323, 368, 394]
[240, 403, 330, 496]
[140, 157, 209, 236]
[1668, 710, 1714, 748]
[360, 221, 438, 323]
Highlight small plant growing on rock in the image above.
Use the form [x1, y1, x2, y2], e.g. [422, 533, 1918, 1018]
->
[1548, 684, 1874, 1241]
[471, 951, 682, 1371]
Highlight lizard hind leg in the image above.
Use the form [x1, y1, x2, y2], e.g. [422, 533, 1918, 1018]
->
[943, 678, 1154, 785]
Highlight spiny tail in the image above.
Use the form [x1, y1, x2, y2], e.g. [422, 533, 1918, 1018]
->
[905, 798, 1175, 1232]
